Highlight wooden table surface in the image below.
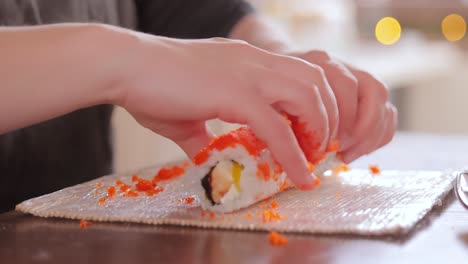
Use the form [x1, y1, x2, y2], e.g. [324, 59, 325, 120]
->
[1, 133, 467, 264]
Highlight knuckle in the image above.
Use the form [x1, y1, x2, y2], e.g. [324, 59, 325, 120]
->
[209, 37, 230, 42]
[338, 71, 359, 93]
[378, 83, 389, 101]
[231, 40, 252, 50]
[306, 50, 331, 62]
[308, 63, 326, 76]
[360, 70, 389, 101]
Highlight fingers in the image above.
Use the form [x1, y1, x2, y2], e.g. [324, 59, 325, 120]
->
[303, 53, 359, 150]
[339, 72, 396, 163]
[340, 106, 386, 163]
[219, 98, 318, 190]
[376, 103, 398, 149]
[253, 67, 329, 152]
[265, 54, 339, 148]
[174, 122, 215, 158]
[347, 70, 389, 146]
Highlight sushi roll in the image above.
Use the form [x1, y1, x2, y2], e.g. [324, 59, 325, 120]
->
[192, 127, 340, 213]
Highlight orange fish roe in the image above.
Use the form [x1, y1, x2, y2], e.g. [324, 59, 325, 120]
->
[279, 181, 291, 192]
[312, 177, 321, 189]
[99, 197, 106, 206]
[123, 189, 139, 197]
[335, 193, 342, 199]
[96, 182, 102, 188]
[270, 200, 279, 209]
[152, 165, 185, 184]
[131, 175, 139, 182]
[332, 163, 350, 174]
[115, 180, 123, 185]
[256, 162, 270, 181]
[289, 117, 323, 162]
[273, 160, 284, 175]
[146, 187, 164, 197]
[262, 210, 283, 223]
[135, 178, 155, 192]
[272, 173, 280, 182]
[201, 211, 207, 217]
[193, 127, 267, 165]
[307, 162, 315, 173]
[325, 140, 340, 152]
[269, 231, 288, 246]
[209, 212, 215, 219]
[245, 213, 252, 219]
[107, 186, 116, 198]
[183, 197, 195, 204]
[79, 220, 92, 229]
[119, 183, 131, 193]
[369, 165, 381, 175]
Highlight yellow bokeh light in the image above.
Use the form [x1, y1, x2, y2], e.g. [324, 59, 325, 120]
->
[375, 17, 401, 45]
[441, 14, 466, 42]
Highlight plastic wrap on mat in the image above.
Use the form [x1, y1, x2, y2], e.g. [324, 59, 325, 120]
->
[16, 163, 456, 236]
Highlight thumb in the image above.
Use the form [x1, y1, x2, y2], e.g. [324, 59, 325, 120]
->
[174, 123, 215, 158]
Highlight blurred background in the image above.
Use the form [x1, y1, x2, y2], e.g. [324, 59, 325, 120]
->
[112, 0, 468, 173]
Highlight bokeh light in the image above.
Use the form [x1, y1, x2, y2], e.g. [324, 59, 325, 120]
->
[375, 17, 402, 45]
[441, 14, 466, 42]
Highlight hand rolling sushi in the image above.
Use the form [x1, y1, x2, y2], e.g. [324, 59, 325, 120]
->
[192, 126, 341, 213]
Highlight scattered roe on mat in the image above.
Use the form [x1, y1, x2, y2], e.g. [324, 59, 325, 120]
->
[99, 197, 106, 206]
[269, 231, 288, 246]
[107, 186, 116, 198]
[135, 178, 154, 192]
[332, 163, 350, 174]
[193, 127, 267, 165]
[369, 165, 381, 175]
[152, 165, 185, 184]
[119, 184, 131, 193]
[262, 210, 286, 223]
[132, 175, 139, 182]
[270, 200, 278, 209]
[312, 177, 321, 189]
[96, 161, 188, 205]
[79, 220, 92, 228]
[183, 197, 195, 204]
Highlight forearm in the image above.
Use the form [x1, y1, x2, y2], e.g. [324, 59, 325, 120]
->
[229, 14, 295, 53]
[0, 24, 128, 134]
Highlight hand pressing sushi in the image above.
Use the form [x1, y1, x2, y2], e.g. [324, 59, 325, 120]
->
[1, 24, 334, 190]
[1, 23, 396, 192]
[117, 33, 339, 190]
[286, 50, 398, 164]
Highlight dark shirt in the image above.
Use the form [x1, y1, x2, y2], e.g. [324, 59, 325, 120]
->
[0, 0, 252, 212]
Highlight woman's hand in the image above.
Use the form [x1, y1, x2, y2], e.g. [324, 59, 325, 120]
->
[113, 34, 338, 189]
[286, 50, 398, 163]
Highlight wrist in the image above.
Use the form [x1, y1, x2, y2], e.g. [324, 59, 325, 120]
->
[75, 24, 142, 106]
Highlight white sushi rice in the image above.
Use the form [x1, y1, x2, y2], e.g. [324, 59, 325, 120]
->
[191, 146, 288, 213]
